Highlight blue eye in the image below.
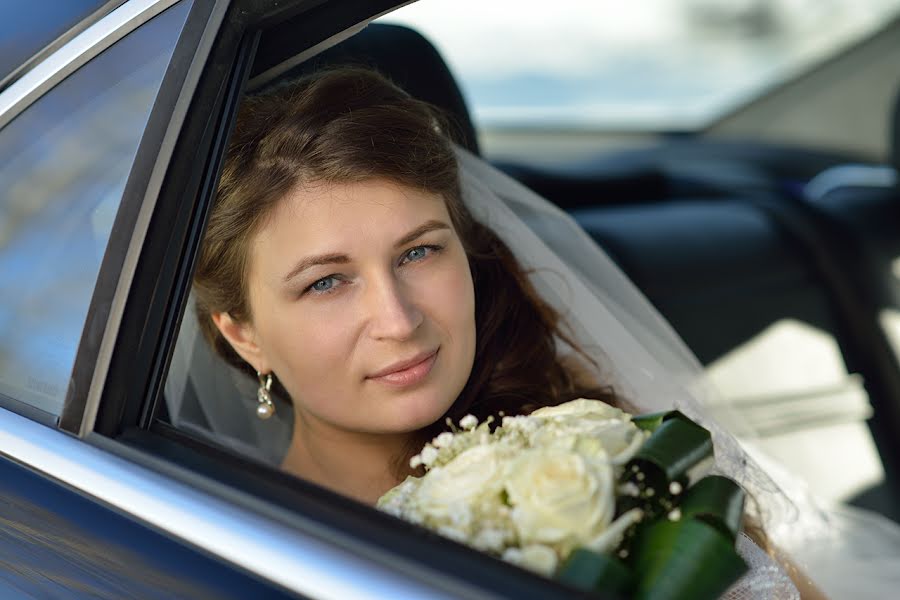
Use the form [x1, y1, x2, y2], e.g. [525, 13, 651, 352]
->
[405, 247, 428, 261]
[401, 245, 441, 265]
[309, 276, 336, 293]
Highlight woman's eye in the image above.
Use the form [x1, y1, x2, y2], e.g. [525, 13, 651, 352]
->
[400, 245, 440, 265]
[307, 276, 338, 294]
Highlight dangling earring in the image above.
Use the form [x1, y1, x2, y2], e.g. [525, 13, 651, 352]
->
[256, 371, 275, 420]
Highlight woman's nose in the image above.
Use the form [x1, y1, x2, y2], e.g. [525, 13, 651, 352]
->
[367, 275, 424, 341]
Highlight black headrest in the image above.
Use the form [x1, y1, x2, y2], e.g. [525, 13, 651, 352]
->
[277, 23, 480, 155]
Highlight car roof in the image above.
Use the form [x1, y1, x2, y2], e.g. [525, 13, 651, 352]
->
[0, 0, 120, 91]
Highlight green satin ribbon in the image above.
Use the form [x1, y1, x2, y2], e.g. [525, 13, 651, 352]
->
[556, 412, 748, 599]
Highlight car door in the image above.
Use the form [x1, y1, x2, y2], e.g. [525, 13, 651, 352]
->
[0, 1, 305, 597]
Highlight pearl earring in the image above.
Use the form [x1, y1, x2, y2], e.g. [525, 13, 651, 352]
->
[256, 371, 275, 420]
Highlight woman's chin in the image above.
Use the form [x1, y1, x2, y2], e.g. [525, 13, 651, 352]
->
[377, 390, 455, 434]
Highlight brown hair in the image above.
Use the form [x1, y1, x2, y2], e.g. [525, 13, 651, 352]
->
[193, 67, 621, 454]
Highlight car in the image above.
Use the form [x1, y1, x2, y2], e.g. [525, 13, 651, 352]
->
[0, 0, 898, 597]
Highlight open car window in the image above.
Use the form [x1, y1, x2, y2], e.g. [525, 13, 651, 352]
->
[158, 0, 895, 517]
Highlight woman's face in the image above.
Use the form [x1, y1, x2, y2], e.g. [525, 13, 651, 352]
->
[225, 179, 476, 437]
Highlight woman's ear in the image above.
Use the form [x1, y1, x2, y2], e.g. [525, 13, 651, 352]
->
[211, 311, 269, 373]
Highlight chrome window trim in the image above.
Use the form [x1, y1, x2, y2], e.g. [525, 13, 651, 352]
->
[0, 407, 460, 599]
[0, 0, 125, 92]
[0, 0, 180, 132]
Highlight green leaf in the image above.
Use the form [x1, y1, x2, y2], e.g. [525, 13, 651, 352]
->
[631, 519, 748, 600]
[631, 411, 670, 432]
[556, 548, 632, 595]
[678, 476, 745, 541]
[631, 417, 713, 482]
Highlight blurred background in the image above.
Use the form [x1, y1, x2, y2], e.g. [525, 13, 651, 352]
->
[384, 0, 900, 162]
[382, 0, 900, 515]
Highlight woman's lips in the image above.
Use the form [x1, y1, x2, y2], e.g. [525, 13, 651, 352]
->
[367, 349, 438, 387]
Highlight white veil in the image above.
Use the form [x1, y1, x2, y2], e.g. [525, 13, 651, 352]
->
[453, 147, 900, 599]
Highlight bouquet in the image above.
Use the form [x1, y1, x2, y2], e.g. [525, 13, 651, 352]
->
[378, 399, 749, 599]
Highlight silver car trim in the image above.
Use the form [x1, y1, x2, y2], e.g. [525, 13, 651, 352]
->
[0, 0, 180, 132]
[0, 407, 463, 599]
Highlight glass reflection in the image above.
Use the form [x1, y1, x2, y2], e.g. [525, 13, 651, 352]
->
[0, 2, 191, 415]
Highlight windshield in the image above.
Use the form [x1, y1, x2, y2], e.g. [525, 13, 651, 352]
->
[382, 0, 900, 132]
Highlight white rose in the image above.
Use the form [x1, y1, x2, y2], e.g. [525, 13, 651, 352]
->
[529, 398, 624, 421]
[504, 448, 614, 552]
[415, 444, 505, 523]
[530, 399, 646, 465]
[572, 419, 647, 465]
[528, 424, 580, 453]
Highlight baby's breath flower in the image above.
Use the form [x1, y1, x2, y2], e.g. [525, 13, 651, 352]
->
[618, 481, 641, 497]
[459, 414, 478, 430]
[419, 445, 439, 467]
[434, 432, 455, 448]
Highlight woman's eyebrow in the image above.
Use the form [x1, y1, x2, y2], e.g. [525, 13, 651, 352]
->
[282, 220, 449, 283]
[393, 220, 450, 249]
[282, 253, 349, 283]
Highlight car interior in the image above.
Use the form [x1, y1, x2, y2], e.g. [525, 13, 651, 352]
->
[163, 16, 900, 524]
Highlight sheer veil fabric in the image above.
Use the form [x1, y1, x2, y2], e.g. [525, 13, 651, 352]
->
[453, 147, 900, 598]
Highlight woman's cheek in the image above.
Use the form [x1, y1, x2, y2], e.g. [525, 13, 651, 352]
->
[411, 262, 461, 314]
[271, 297, 361, 390]
[444, 254, 476, 320]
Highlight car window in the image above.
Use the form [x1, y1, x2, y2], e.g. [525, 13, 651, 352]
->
[0, 0, 112, 88]
[382, 0, 900, 150]
[0, 2, 191, 418]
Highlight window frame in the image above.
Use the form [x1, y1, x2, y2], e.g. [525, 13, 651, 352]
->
[78, 1, 620, 597]
[57, 0, 225, 434]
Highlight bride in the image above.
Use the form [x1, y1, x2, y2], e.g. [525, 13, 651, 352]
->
[187, 67, 898, 598]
